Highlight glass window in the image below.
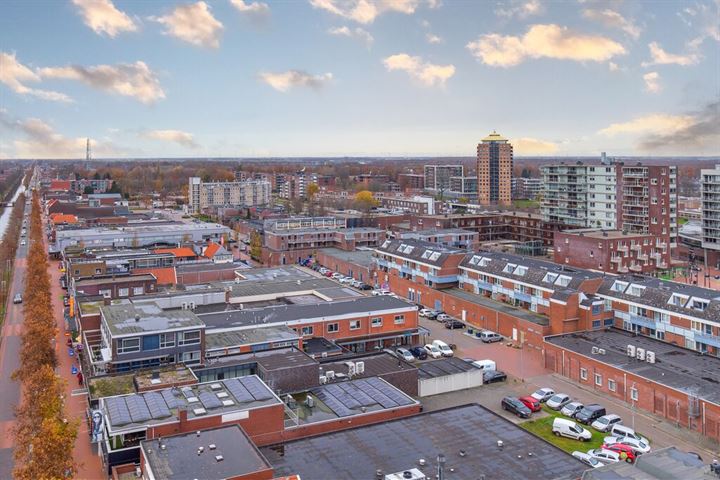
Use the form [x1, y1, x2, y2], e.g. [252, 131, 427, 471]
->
[327, 323, 339, 333]
[118, 338, 140, 354]
[394, 315, 405, 325]
[118, 287, 129, 297]
[179, 330, 200, 345]
[159, 333, 175, 348]
[350, 320, 361, 330]
[608, 379, 616, 392]
[301, 326, 313, 336]
[580, 368, 587, 380]
[133, 286, 144, 296]
[371, 317, 382, 327]
[630, 387, 638, 401]
[595, 373, 602, 386]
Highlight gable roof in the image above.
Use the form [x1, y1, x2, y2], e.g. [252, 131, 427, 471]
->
[134, 267, 177, 285]
[153, 247, 197, 258]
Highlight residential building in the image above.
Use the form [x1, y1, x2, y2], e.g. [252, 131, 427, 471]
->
[71, 273, 158, 300]
[397, 173, 424, 190]
[315, 248, 375, 284]
[477, 131, 513, 206]
[395, 228, 479, 250]
[512, 177, 542, 200]
[701, 164, 720, 267]
[380, 195, 437, 215]
[423, 164, 463, 192]
[449, 175, 478, 195]
[188, 177, 271, 214]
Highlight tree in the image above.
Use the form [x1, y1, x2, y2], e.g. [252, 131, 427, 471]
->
[354, 190, 378, 212]
[249, 231, 263, 262]
[307, 183, 319, 200]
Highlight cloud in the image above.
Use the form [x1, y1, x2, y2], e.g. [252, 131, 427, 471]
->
[643, 71, 661, 93]
[230, 0, 270, 16]
[598, 113, 695, 136]
[382, 53, 455, 87]
[258, 70, 333, 92]
[0, 111, 117, 158]
[328, 26, 374, 46]
[144, 129, 198, 148]
[309, 0, 429, 24]
[608, 61, 619, 71]
[426, 33, 443, 44]
[38, 61, 165, 104]
[153, 1, 223, 48]
[679, 2, 720, 48]
[638, 100, 720, 152]
[71, 0, 138, 37]
[582, 9, 640, 39]
[0, 52, 72, 103]
[641, 41, 700, 66]
[495, 0, 544, 19]
[512, 137, 559, 154]
[466, 24, 626, 67]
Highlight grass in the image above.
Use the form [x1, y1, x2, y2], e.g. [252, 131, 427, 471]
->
[519, 406, 605, 455]
[513, 199, 540, 209]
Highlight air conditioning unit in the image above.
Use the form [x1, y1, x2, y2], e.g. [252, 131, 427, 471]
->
[636, 347, 646, 361]
[181, 302, 188, 310]
[319, 375, 327, 385]
[591, 346, 599, 354]
[355, 361, 365, 375]
[347, 363, 356, 377]
[384, 468, 427, 480]
[326, 370, 335, 380]
[627, 344, 636, 357]
[646, 351, 655, 363]
[598, 348, 606, 355]
[189, 302, 196, 310]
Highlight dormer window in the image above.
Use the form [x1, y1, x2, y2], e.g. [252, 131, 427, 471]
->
[611, 281, 628, 293]
[429, 252, 441, 261]
[626, 284, 645, 297]
[469, 255, 481, 265]
[403, 245, 414, 254]
[397, 243, 407, 252]
[668, 293, 688, 307]
[555, 275, 571, 287]
[543, 272, 558, 284]
[421, 250, 432, 259]
[688, 297, 709, 312]
[503, 263, 517, 274]
[381, 240, 391, 249]
[513, 265, 528, 276]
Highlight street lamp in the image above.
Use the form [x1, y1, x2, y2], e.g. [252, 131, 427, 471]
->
[631, 382, 636, 430]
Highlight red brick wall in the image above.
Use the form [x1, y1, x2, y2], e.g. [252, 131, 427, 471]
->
[293, 309, 419, 342]
[176, 268, 237, 284]
[315, 251, 373, 283]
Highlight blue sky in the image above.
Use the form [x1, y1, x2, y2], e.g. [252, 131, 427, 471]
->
[0, 0, 718, 158]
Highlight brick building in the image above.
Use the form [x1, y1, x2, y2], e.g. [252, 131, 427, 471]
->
[315, 248, 375, 284]
[477, 131, 513, 206]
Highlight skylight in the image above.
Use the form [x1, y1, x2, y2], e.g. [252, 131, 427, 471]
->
[429, 252, 441, 261]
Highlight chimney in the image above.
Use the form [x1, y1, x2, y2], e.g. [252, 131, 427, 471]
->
[178, 407, 188, 426]
[135, 314, 140, 322]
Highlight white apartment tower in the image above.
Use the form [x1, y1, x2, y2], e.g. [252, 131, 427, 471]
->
[188, 177, 271, 214]
[702, 165, 720, 267]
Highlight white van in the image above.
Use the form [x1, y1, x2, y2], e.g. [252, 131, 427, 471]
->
[479, 331, 503, 343]
[471, 359, 496, 371]
[432, 340, 454, 357]
[610, 424, 648, 444]
[552, 418, 592, 441]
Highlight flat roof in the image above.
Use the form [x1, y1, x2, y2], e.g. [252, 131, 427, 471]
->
[400, 228, 478, 236]
[560, 228, 654, 239]
[416, 357, 478, 379]
[56, 221, 228, 237]
[101, 302, 204, 336]
[101, 375, 280, 434]
[222, 275, 360, 302]
[262, 403, 587, 479]
[447, 288, 550, 326]
[546, 329, 720, 405]
[74, 273, 155, 286]
[321, 352, 416, 379]
[141, 425, 272, 479]
[580, 446, 711, 480]
[205, 326, 300, 351]
[176, 262, 239, 273]
[318, 248, 375, 267]
[199, 295, 415, 330]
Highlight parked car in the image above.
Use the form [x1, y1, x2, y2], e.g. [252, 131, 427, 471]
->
[602, 443, 637, 463]
[571, 451, 603, 469]
[546, 393, 572, 410]
[396, 348, 415, 362]
[339, 276, 353, 285]
[586, 449, 621, 465]
[13, 293, 23, 304]
[530, 388, 555, 402]
[591, 414, 623, 432]
[444, 320, 465, 329]
[432, 340, 453, 357]
[409, 346, 428, 360]
[419, 308, 434, 317]
[20, 240, 26, 246]
[519, 396, 542, 412]
[552, 418, 592, 441]
[609, 425, 649, 445]
[501, 397, 532, 419]
[323, 271, 333, 277]
[425, 310, 442, 320]
[483, 370, 507, 384]
[351, 280, 363, 288]
[423, 344, 442, 359]
[603, 436, 651, 454]
[560, 401, 584, 418]
[359, 283, 373, 290]
[331, 273, 343, 280]
[576, 404, 607, 425]
[436, 313, 452, 322]
[470, 359, 496, 371]
[371, 289, 392, 296]
[479, 331, 503, 343]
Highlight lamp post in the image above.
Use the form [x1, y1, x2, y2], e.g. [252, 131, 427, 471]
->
[437, 453, 446, 480]
[631, 382, 636, 430]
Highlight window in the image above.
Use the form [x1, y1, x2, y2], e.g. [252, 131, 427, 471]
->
[118, 338, 140, 354]
[301, 326, 313, 336]
[608, 379, 616, 392]
[181, 351, 201, 364]
[133, 286, 144, 296]
[592, 304, 601, 315]
[327, 323, 339, 333]
[595, 373, 603, 386]
[118, 287, 129, 297]
[630, 387, 638, 402]
[394, 315, 405, 325]
[371, 317, 383, 327]
[99, 289, 111, 299]
[159, 333, 175, 348]
[350, 320, 361, 330]
[179, 330, 200, 346]
[580, 368, 587, 381]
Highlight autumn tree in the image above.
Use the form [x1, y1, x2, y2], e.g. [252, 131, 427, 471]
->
[354, 190, 378, 212]
[249, 231, 263, 262]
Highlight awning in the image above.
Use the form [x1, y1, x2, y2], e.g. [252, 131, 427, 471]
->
[337, 329, 423, 346]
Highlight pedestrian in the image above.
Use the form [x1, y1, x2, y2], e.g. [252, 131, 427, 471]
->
[77, 371, 84, 386]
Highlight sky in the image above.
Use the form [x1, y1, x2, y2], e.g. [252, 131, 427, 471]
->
[0, 0, 718, 159]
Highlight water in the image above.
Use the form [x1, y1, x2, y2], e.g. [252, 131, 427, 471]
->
[0, 178, 26, 242]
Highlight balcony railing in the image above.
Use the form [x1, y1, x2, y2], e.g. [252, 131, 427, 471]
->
[694, 331, 720, 349]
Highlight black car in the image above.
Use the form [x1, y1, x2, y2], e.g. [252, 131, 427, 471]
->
[575, 404, 607, 424]
[426, 310, 442, 320]
[444, 320, 466, 329]
[501, 396, 531, 418]
[409, 346, 428, 360]
[483, 370, 507, 384]
[359, 284, 373, 290]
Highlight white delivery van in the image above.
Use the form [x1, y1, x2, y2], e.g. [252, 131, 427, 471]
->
[471, 359, 496, 371]
[431, 340, 454, 357]
[552, 418, 592, 441]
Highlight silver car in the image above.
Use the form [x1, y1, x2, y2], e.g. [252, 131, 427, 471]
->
[396, 348, 415, 362]
[561, 401, 584, 418]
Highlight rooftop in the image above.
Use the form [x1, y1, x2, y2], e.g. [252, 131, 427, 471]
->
[546, 328, 720, 405]
[318, 247, 375, 267]
[448, 288, 550, 326]
[74, 273, 156, 287]
[416, 357, 478, 379]
[205, 326, 300, 351]
[321, 352, 417, 380]
[101, 302, 204, 337]
[221, 274, 361, 302]
[560, 228, 655, 239]
[262, 403, 587, 479]
[376, 238, 467, 267]
[580, 446, 712, 480]
[141, 425, 272, 480]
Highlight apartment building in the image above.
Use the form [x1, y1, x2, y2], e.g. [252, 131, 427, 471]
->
[395, 228, 479, 250]
[449, 175, 478, 196]
[477, 131, 513, 206]
[188, 177, 271, 214]
[380, 195, 437, 215]
[424, 164, 463, 191]
[397, 173, 424, 190]
[701, 164, 720, 267]
[554, 229, 670, 273]
[512, 177, 542, 200]
[374, 239, 467, 289]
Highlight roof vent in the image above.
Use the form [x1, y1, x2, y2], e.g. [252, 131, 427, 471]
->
[403, 471, 413, 479]
[418, 458, 426, 466]
[208, 444, 216, 450]
[196, 431, 201, 437]
[497, 440, 504, 449]
[135, 314, 140, 322]
[197, 446, 204, 455]
[215, 455, 224, 462]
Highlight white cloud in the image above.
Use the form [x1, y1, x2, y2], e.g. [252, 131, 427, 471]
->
[0, 52, 72, 103]
[153, 1, 223, 48]
[39, 61, 165, 104]
[144, 129, 198, 148]
[679, 2, 720, 48]
[598, 113, 695, 136]
[641, 41, 700, 66]
[259, 70, 333, 92]
[309, 0, 429, 24]
[608, 61, 619, 71]
[643, 71, 661, 93]
[382, 53, 455, 87]
[582, 9, 641, 39]
[512, 137, 558, 154]
[71, 0, 137, 37]
[230, 0, 270, 16]
[495, 0, 544, 19]
[426, 33, 443, 44]
[328, 26, 374, 46]
[466, 24, 626, 67]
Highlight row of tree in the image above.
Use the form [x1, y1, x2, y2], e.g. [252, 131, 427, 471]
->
[13, 191, 78, 479]
[0, 192, 26, 325]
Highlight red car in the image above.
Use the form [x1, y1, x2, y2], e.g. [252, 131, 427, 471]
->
[324, 271, 333, 277]
[519, 396, 542, 412]
[603, 443, 636, 463]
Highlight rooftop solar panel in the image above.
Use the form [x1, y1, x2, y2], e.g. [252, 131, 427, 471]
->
[336, 382, 375, 407]
[240, 376, 273, 401]
[199, 391, 223, 410]
[223, 378, 254, 403]
[161, 388, 180, 409]
[106, 396, 132, 427]
[126, 395, 152, 423]
[366, 377, 413, 406]
[354, 379, 397, 409]
[144, 392, 172, 419]
[312, 389, 353, 417]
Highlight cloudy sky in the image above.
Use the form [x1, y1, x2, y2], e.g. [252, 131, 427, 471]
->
[1, 0, 718, 159]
